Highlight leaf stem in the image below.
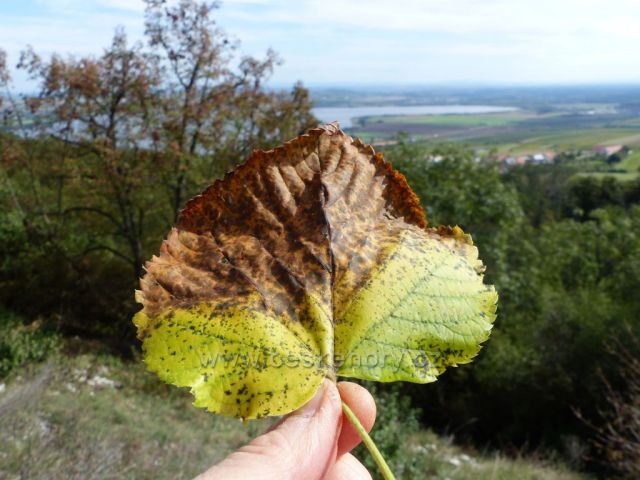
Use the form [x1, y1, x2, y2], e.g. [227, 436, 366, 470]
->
[341, 401, 396, 480]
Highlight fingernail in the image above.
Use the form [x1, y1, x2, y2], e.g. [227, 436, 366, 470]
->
[299, 382, 327, 417]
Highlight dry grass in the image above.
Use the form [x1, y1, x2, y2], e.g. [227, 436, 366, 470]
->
[0, 354, 590, 480]
[0, 355, 268, 480]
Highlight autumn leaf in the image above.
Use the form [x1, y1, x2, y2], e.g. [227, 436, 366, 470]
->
[133, 123, 497, 420]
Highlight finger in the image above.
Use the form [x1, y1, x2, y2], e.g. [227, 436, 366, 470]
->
[324, 453, 373, 480]
[197, 380, 343, 480]
[336, 382, 376, 455]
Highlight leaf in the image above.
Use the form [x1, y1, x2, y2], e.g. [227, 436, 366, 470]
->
[133, 123, 497, 419]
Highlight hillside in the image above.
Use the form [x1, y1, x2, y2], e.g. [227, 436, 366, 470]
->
[0, 353, 588, 480]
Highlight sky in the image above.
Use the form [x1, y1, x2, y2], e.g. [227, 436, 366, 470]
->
[1, 0, 640, 89]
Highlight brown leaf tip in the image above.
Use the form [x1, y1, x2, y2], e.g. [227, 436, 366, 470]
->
[177, 123, 427, 232]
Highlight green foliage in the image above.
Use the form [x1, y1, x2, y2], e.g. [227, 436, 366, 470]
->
[353, 384, 423, 479]
[353, 384, 586, 480]
[386, 138, 524, 237]
[0, 166, 138, 344]
[0, 308, 61, 377]
[461, 205, 640, 456]
[567, 176, 626, 219]
[503, 163, 578, 226]
[380, 138, 640, 471]
[0, 354, 268, 479]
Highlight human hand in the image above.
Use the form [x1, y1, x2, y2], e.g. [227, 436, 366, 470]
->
[195, 381, 377, 480]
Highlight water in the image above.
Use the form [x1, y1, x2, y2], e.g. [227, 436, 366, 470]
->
[312, 105, 518, 128]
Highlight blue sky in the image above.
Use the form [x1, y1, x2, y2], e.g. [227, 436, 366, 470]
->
[1, 0, 640, 89]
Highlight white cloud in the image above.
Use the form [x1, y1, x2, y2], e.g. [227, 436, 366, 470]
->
[215, 0, 640, 84]
[0, 0, 145, 56]
[221, 0, 640, 36]
[2, 0, 640, 86]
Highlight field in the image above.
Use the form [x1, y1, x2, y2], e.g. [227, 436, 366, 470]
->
[488, 129, 640, 154]
[356, 111, 538, 127]
[619, 150, 640, 171]
[352, 113, 640, 145]
[579, 150, 640, 180]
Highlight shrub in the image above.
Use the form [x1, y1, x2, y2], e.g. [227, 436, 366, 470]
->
[0, 307, 62, 377]
[353, 383, 424, 479]
[577, 332, 640, 478]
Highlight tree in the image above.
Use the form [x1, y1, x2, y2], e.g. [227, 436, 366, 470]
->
[17, 30, 160, 278]
[7, 0, 317, 280]
[384, 137, 525, 280]
[0, 1, 317, 340]
[143, 0, 317, 220]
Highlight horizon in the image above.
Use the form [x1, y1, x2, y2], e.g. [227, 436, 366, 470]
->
[5, 84, 640, 102]
[307, 82, 640, 90]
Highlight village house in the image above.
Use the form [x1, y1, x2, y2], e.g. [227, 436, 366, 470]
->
[500, 151, 556, 167]
[593, 145, 624, 156]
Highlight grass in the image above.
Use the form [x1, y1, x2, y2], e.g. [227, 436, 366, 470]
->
[351, 130, 398, 141]
[578, 171, 639, 181]
[620, 117, 640, 127]
[385, 430, 587, 480]
[619, 150, 640, 172]
[0, 354, 269, 479]
[0, 353, 591, 480]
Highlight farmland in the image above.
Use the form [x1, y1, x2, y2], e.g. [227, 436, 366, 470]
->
[310, 86, 640, 180]
[349, 112, 640, 149]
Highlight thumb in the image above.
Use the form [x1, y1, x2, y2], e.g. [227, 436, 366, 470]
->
[197, 380, 343, 480]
